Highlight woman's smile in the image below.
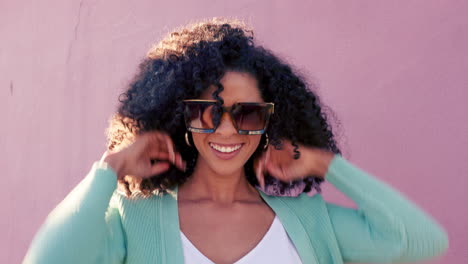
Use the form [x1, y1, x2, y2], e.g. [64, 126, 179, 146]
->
[209, 142, 245, 160]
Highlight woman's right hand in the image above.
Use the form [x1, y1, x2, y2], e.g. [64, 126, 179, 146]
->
[102, 131, 186, 180]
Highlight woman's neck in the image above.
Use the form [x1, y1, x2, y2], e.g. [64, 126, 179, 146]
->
[178, 161, 261, 205]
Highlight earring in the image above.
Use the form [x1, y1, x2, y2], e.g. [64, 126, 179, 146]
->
[263, 133, 269, 149]
[185, 132, 192, 147]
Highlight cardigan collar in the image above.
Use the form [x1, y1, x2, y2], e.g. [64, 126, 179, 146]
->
[157, 186, 319, 264]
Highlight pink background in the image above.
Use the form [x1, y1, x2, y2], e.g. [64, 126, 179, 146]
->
[2, 1, 467, 263]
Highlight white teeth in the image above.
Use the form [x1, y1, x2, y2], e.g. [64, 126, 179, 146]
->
[209, 143, 242, 153]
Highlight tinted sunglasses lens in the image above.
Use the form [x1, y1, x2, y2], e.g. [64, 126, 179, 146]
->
[184, 103, 216, 130]
[232, 104, 269, 131]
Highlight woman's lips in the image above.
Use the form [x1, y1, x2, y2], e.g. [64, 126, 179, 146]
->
[209, 142, 244, 160]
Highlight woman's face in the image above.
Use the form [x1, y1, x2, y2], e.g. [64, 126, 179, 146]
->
[191, 71, 264, 176]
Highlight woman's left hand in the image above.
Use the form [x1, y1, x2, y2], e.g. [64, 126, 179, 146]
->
[254, 139, 335, 189]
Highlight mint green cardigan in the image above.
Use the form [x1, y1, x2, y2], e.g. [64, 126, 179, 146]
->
[23, 155, 448, 263]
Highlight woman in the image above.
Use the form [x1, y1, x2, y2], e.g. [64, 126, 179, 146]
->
[24, 18, 448, 264]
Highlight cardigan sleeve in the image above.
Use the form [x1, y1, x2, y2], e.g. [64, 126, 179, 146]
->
[23, 162, 126, 264]
[324, 155, 449, 263]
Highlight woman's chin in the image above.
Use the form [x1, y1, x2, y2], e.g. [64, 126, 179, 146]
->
[210, 164, 246, 177]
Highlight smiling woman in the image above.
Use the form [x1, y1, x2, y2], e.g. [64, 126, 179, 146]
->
[106, 18, 340, 198]
[189, 72, 266, 179]
[23, 18, 448, 264]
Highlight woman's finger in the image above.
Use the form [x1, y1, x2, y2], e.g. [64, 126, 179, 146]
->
[163, 135, 186, 171]
[140, 131, 186, 172]
[161, 133, 176, 164]
[149, 161, 171, 177]
[149, 151, 171, 162]
[254, 156, 265, 190]
[176, 153, 187, 171]
[146, 133, 169, 158]
[148, 133, 186, 171]
[154, 132, 169, 153]
[157, 133, 187, 170]
[265, 161, 287, 181]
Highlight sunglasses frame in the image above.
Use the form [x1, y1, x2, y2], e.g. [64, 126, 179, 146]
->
[183, 99, 275, 135]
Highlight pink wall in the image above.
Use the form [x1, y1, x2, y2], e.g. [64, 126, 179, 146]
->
[2, 1, 467, 263]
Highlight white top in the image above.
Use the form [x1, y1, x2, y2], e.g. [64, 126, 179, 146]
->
[180, 216, 303, 264]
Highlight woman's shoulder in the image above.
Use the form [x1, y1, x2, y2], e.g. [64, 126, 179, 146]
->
[110, 188, 177, 211]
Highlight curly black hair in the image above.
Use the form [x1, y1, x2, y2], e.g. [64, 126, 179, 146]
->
[106, 18, 342, 198]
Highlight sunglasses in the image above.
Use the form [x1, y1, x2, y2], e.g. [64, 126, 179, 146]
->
[183, 99, 275, 135]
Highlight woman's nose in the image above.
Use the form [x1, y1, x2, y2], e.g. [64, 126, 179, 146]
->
[215, 112, 237, 135]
